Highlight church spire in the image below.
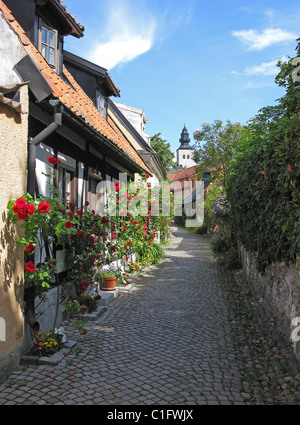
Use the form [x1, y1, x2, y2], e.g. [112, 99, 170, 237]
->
[179, 123, 191, 148]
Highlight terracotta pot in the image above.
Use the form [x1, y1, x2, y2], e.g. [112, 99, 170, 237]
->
[101, 276, 117, 291]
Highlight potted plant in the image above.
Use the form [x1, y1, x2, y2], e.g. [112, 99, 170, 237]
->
[96, 265, 119, 291]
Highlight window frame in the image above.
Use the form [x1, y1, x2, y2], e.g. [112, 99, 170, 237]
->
[38, 19, 59, 71]
[57, 165, 76, 205]
[96, 90, 107, 119]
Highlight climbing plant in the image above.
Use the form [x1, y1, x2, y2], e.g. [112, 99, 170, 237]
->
[227, 44, 300, 272]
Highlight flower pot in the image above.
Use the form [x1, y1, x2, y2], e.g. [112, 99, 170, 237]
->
[101, 276, 117, 291]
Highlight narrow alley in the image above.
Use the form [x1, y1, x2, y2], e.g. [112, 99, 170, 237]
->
[0, 227, 245, 405]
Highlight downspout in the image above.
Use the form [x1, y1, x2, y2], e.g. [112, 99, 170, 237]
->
[25, 99, 64, 333]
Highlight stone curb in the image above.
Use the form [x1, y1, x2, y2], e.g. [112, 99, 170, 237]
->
[20, 340, 77, 366]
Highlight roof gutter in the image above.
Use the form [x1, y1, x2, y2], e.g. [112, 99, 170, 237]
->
[26, 99, 63, 333]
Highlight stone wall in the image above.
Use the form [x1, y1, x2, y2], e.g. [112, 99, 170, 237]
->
[239, 245, 300, 360]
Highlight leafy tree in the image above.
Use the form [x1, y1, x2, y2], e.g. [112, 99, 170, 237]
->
[193, 120, 246, 190]
[150, 133, 177, 173]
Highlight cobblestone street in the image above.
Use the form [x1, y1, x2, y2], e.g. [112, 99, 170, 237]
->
[0, 227, 247, 405]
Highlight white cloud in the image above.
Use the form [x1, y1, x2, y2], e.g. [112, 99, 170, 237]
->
[231, 28, 296, 50]
[87, 0, 157, 70]
[244, 56, 288, 76]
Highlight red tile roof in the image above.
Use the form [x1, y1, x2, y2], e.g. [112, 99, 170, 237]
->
[0, 0, 151, 174]
[168, 165, 199, 182]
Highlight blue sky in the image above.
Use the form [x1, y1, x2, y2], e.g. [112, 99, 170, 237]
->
[63, 0, 300, 154]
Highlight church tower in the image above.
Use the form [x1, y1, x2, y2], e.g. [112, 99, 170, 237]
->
[176, 124, 196, 169]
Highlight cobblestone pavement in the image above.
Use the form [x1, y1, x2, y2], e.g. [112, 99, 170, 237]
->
[0, 227, 246, 405]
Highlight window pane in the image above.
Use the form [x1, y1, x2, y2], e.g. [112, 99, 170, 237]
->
[49, 30, 55, 48]
[41, 44, 47, 60]
[41, 27, 48, 44]
[48, 47, 55, 66]
[65, 171, 71, 202]
[58, 168, 63, 202]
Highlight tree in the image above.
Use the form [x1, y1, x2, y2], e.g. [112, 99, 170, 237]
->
[150, 133, 177, 173]
[193, 120, 246, 190]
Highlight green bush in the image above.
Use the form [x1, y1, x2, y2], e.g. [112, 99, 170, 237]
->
[227, 52, 300, 272]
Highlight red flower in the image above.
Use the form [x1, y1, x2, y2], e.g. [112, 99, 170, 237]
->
[148, 241, 152, 246]
[64, 221, 72, 228]
[112, 245, 116, 252]
[25, 243, 35, 254]
[25, 261, 36, 273]
[124, 243, 127, 249]
[15, 197, 26, 208]
[85, 201, 90, 206]
[77, 209, 83, 216]
[114, 181, 120, 192]
[67, 211, 73, 217]
[152, 233, 156, 238]
[127, 241, 131, 246]
[47, 157, 61, 165]
[38, 201, 50, 214]
[82, 329, 88, 335]
[146, 173, 149, 179]
[13, 198, 35, 220]
[17, 211, 29, 220]
[26, 203, 35, 215]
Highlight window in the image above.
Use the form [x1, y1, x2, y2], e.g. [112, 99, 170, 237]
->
[97, 91, 107, 118]
[57, 167, 75, 204]
[88, 167, 103, 213]
[39, 20, 58, 70]
[187, 155, 190, 159]
[183, 155, 185, 159]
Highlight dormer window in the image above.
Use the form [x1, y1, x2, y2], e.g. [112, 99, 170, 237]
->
[97, 90, 107, 119]
[38, 19, 59, 71]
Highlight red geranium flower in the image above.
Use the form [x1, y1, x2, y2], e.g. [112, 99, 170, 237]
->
[47, 157, 61, 165]
[25, 261, 36, 273]
[64, 221, 72, 228]
[38, 201, 50, 214]
[77, 209, 83, 216]
[114, 181, 120, 192]
[25, 243, 35, 254]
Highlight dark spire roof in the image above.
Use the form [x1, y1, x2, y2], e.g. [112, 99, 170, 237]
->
[178, 123, 192, 150]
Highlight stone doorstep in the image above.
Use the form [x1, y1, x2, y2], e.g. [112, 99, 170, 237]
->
[20, 340, 77, 366]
